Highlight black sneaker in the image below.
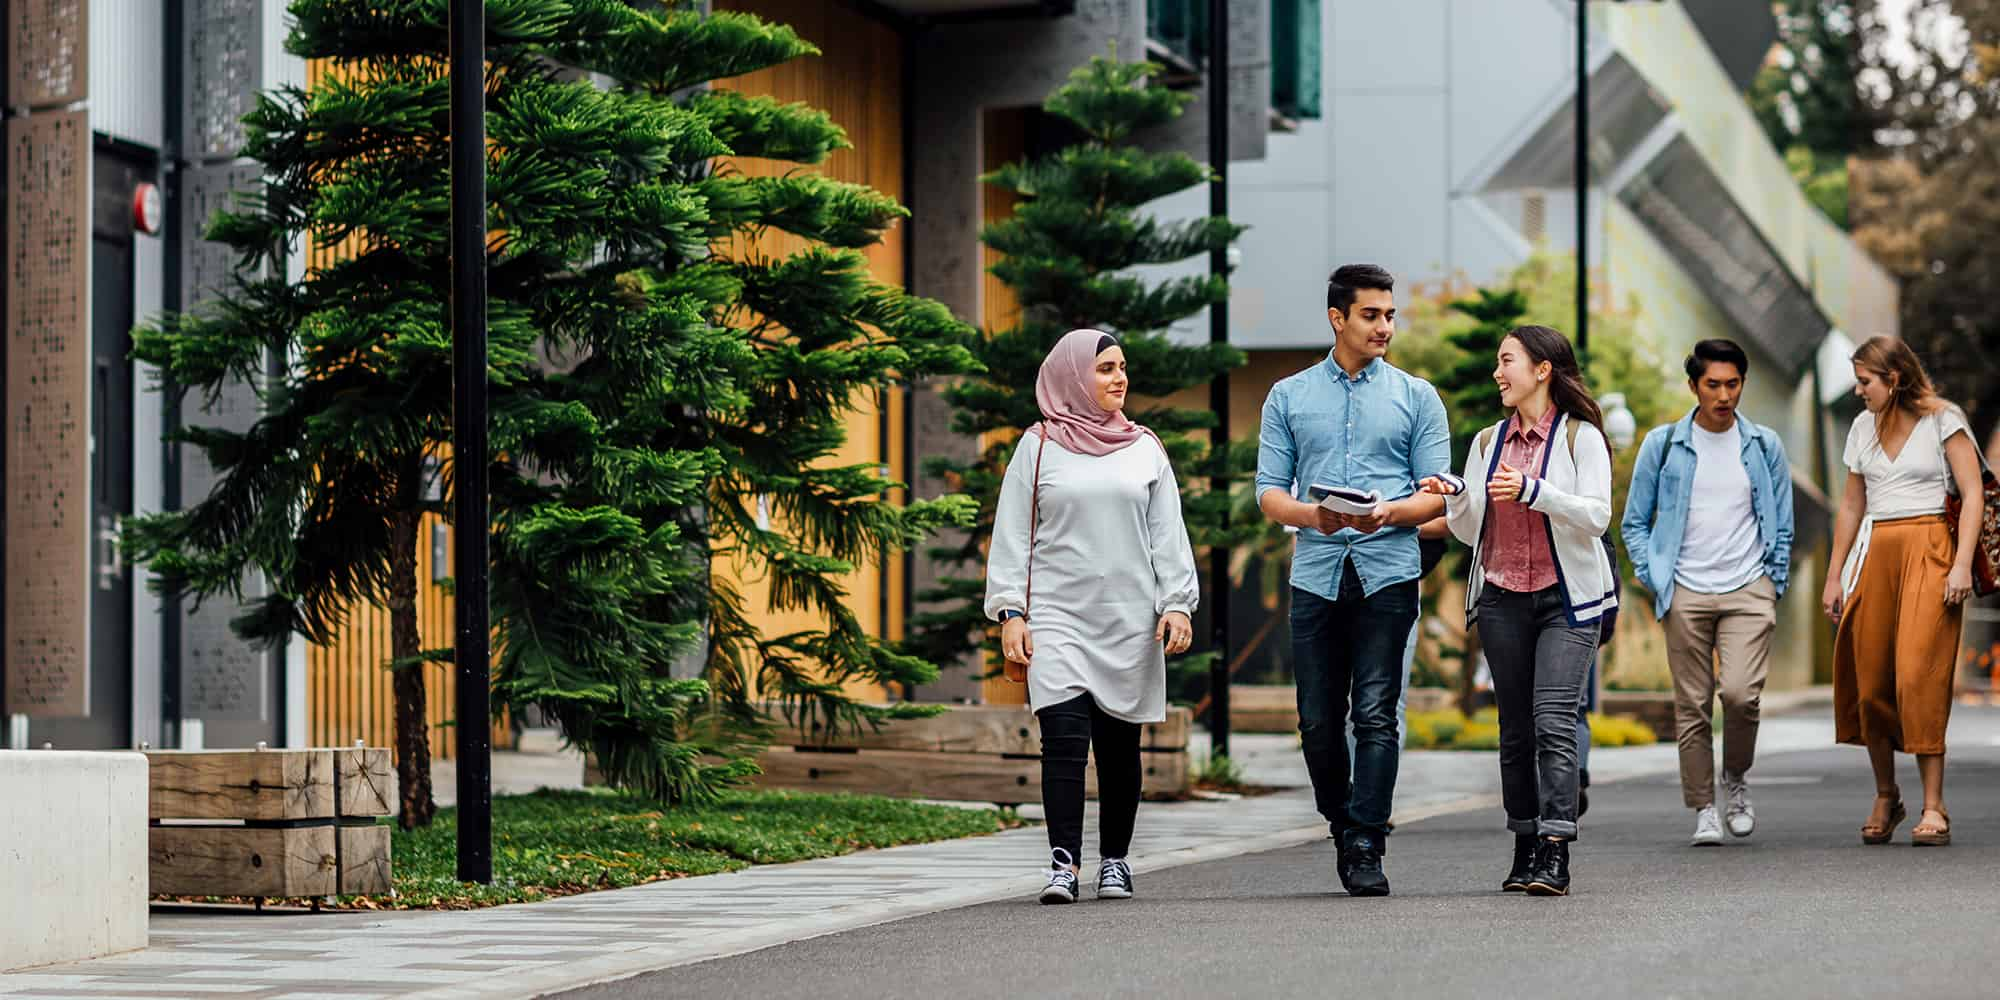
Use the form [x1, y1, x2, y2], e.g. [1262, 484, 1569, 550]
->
[1039, 848, 1079, 905]
[1524, 839, 1570, 897]
[1502, 834, 1538, 892]
[1339, 830, 1390, 897]
[1096, 858, 1133, 900]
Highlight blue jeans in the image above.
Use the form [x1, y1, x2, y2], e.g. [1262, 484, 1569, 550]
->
[1292, 563, 1419, 841]
[1347, 612, 1417, 756]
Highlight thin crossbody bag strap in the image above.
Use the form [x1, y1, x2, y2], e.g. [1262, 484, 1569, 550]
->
[1024, 426, 1048, 618]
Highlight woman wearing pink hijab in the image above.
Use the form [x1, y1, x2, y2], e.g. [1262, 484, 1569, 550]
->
[985, 328, 1201, 904]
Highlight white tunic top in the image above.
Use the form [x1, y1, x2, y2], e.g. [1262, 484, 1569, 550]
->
[983, 431, 1200, 723]
[1676, 420, 1766, 595]
[1837, 406, 1974, 595]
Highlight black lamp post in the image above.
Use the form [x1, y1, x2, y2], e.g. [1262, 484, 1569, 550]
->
[448, 0, 492, 885]
[1576, 0, 1590, 358]
[1206, 0, 1231, 760]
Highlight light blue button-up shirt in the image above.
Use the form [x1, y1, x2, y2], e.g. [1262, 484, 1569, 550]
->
[1620, 409, 1795, 619]
[1256, 355, 1453, 600]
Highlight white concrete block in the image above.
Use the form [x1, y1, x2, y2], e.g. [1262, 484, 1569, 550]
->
[0, 751, 149, 971]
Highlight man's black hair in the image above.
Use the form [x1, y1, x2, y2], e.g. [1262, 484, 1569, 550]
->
[1685, 338, 1749, 381]
[1327, 264, 1395, 315]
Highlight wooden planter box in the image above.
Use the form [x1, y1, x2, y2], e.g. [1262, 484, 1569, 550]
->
[146, 748, 393, 899]
[586, 705, 1192, 805]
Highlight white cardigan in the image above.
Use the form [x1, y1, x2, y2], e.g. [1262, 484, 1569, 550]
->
[1438, 413, 1618, 626]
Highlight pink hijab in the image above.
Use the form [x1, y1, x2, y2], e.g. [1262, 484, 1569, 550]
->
[1032, 328, 1153, 457]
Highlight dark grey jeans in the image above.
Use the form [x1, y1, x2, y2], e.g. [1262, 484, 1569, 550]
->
[1477, 583, 1600, 840]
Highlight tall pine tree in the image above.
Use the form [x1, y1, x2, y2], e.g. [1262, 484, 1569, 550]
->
[128, 0, 976, 817]
[909, 56, 1251, 697]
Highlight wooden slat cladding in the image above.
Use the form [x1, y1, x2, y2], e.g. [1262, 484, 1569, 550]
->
[713, 0, 910, 702]
[978, 106, 1031, 707]
[298, 59, 501, 757]
[304, 2, 913, 744]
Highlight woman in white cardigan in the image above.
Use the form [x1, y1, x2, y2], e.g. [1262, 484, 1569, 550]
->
[1420, 325, 1615, 897]
[985, 328, 1200, 905]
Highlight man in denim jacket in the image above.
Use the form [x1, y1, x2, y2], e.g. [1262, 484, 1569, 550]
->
[1621, 339, 1794, 847]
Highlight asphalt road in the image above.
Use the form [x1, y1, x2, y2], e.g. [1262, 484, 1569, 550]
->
[562, 731, 2000, 1000]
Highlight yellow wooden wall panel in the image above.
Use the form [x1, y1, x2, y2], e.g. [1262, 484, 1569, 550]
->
[716, 0, 908, 702]
[300, 59, 505, 757]
[978, 106, 1031, 707]
[309, 2, 914, 745]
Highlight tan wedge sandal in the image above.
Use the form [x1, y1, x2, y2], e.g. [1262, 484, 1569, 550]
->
[1862, 792, 1907, 845]
[1912, 807, 1951, 847]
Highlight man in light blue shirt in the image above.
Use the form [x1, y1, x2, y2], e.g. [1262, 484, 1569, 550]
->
[1256, 264, 1451, 897]
[1621, 338, 1793, 847]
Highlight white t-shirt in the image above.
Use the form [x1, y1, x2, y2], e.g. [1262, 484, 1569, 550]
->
[1675, 420, 1766, 594]
[1842, 407, 1974, 519]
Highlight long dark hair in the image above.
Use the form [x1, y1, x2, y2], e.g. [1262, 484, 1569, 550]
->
[1505, 325, 1605, 443]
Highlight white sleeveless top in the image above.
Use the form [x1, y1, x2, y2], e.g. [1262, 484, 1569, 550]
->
[1837, 406, 1974, 595]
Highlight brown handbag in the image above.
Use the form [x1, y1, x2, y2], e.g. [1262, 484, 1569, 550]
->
[1943, 454, 2000, 597]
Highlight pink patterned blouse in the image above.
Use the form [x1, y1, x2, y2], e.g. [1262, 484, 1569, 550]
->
[1483, 407, 1560, 593]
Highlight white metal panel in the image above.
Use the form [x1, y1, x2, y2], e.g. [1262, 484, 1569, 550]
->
[1448, 194, 1534, 289]
[1328, 93, 1448, 285]
[88, 0, 166, 149]
[129, 223, 166, 749]
[1445, 0, 1569, 192]
[1329, 0, 1446, 95]
[1220, 187, 1332, 350]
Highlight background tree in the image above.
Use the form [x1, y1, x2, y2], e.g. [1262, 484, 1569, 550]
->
[128, 0, 976, 821]
[909, 56, 1252, 703]
[1749, 0, 1887, 226]
[1850, 0, 2000, 440]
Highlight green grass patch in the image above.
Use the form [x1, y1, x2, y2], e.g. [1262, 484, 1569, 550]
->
[162, 787, 1026, 911]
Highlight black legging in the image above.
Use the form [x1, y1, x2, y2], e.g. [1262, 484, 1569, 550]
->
[1038, 692, 1143, 866]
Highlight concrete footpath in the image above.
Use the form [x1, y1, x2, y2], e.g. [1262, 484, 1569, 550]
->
[0, 708, 1922, 1000]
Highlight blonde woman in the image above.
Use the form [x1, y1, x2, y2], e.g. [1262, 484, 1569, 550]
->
[985, 328, 1199, 904]
[1824, 336, 1984, 847]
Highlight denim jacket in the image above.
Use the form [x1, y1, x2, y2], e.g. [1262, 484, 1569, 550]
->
[1620, 410, 1794, 619]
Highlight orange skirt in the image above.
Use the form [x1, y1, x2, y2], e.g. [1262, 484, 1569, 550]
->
[1833, 515, 1963, 754]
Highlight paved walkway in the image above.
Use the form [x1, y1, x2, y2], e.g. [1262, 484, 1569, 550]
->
[598, 725, 2000, 1000]
[1, 706, 1962, 1000]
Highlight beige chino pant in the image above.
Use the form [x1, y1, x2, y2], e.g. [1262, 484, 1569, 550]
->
[1663, 575, 1778, 809]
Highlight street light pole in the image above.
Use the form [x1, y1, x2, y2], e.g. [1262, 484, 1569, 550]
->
[1575, 0, 1590, 358]
[1206, 0, 1232, 760]
[449, 0, 492, 885]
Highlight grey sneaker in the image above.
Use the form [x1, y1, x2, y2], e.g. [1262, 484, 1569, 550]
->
[1691, 805, 1725, 846]
[1096, 858, 1133, 900]
[1722, 773, 1755, 838]
[1039, 849, 1079, 904]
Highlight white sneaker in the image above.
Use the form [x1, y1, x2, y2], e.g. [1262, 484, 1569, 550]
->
[1691, 805, 1725, 846]
[1722, 773, 1755, 838]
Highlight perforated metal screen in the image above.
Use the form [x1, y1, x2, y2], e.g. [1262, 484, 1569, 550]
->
[5, 111, 91, 718]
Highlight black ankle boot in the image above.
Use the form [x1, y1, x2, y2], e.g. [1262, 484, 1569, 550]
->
[1525, 839, 1570, 896]
[1502, 834, 1538, 892]
[1339, 829, 1390, 897]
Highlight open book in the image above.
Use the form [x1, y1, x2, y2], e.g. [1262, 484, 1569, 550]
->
[1307, 483, 1381, 517]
